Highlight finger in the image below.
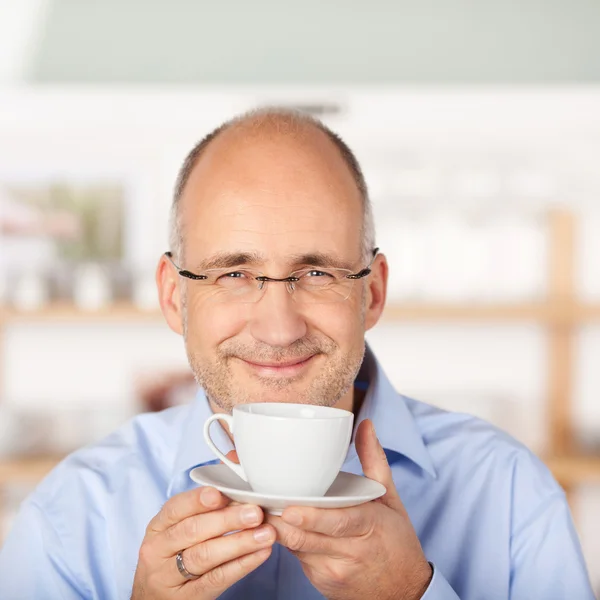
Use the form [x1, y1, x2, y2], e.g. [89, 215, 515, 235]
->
[161, 503, 265, 556]
[266, 515, 344, 557]
[148, 487, 230, 534]
[224, 449, 240, 464]
[171, 525, 275, 586]
[188, 547, 273, 598]
[356, 420, 404, 512]
[280, 504, 375, 538]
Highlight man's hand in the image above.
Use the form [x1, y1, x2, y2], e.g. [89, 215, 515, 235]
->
[267, 419, 432, 600]
[132, 451, 275, 599]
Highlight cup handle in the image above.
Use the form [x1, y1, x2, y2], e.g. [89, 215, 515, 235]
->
[203, 413, 248, 482]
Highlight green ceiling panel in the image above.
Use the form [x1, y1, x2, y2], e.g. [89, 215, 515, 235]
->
[29, 0, 600, 83]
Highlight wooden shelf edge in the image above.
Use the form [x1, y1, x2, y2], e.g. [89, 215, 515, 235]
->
[383, 303, 555, 321]
[544, 455, 600, 486]
[2, 302, 600, 323]
[384, 303, 600, 322]
[0, 303, 162, 323]
[0, 457, 63, 485]
[577, 305, 600, 320]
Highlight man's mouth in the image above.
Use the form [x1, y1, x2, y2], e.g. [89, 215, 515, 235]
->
[236, 354, 317, 377]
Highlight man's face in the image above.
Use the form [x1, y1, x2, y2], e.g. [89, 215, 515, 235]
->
[164, 125, 384, 412]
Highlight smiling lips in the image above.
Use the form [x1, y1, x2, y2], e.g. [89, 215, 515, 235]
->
[239, 355, 316, 376]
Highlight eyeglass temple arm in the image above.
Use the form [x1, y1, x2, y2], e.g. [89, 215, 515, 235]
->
[163, 251, 208, 281]
[346, 247, 380, 280]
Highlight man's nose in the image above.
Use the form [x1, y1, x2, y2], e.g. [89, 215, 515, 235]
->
[248, 280, 308, 348]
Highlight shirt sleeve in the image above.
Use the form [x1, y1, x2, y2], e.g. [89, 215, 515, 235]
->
[509, 492, 595, 599]
[420, 563, 461, 599]
[419, 494, 595, 600]
[0, 499, 88, 599]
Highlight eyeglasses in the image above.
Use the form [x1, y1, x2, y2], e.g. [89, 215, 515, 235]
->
[164, 248, 379, 304]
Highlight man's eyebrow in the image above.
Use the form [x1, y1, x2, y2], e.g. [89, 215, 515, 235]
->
[288, 252, 354, 270]
[195, 252, 265, 271]
[195, 251, 355, 272]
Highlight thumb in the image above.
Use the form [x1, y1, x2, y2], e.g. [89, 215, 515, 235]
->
[355, 419, 405, 513]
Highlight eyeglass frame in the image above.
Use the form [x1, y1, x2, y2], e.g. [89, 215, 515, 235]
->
[163, 248, 379, 292]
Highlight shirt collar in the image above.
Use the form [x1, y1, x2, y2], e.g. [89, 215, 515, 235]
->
[168, 345, 436, 496]
[167, 389, 229, 496]
[348, 346, 437, 479]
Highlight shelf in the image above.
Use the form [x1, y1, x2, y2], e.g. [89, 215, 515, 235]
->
[384, 303, 600, 322]
[544, 455, 600, 486]
[575, 304, 600, 321]
[2, 302, 600, 325]
[0, 454, 599, 487]
[0, 457, 63, 485]
[0, 303, 162, 324]
[383, 303, 556, 322]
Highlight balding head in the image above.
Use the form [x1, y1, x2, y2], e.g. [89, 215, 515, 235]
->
[169, 108, 375, 263]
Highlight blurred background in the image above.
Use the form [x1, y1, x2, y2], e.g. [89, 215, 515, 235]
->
[1, 0, 600, 591]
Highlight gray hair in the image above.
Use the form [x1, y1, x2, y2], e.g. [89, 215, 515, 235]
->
[169, 107, 376, 264]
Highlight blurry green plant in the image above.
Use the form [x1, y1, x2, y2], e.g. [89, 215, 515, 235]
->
[8, 181, 124, 261]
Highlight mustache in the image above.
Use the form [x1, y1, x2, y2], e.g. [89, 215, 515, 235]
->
[219, 338, 335, 363]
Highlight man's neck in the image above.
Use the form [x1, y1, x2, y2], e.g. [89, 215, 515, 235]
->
[351, 386, 366, 416]
[334, 384, 366, 416]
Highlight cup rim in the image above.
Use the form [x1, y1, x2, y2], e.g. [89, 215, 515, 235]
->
[233, 402, 353, 421]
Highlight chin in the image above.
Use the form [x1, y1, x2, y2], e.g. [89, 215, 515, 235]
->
[245, 388, 321, 406]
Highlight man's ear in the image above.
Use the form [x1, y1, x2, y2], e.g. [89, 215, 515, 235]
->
[364, 253, 388, 331]
[156, 255, 184, 335]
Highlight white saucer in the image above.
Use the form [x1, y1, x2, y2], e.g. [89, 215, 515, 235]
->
[189, 464, 386, 515]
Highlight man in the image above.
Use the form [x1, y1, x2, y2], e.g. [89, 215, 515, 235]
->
[0, 109, 594, 599]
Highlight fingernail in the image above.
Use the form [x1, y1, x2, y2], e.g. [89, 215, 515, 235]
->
[241, 506, 261, 525]
[253, 527, 274, 543]
[200, 487, 220, 507]
[283, 510, 302, 526]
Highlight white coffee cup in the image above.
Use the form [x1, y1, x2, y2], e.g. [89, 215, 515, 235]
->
[203, 403, 354, 497]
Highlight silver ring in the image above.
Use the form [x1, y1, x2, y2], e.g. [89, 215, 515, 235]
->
[176, 551, 199, 581]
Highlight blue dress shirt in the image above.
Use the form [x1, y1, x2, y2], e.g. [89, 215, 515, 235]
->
[0, 348, 594, 599]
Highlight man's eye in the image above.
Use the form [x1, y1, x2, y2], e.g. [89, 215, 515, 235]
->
[300, 270, 337, 286]
[306, 270, 334, 278]
[215, 271, 252, 286]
